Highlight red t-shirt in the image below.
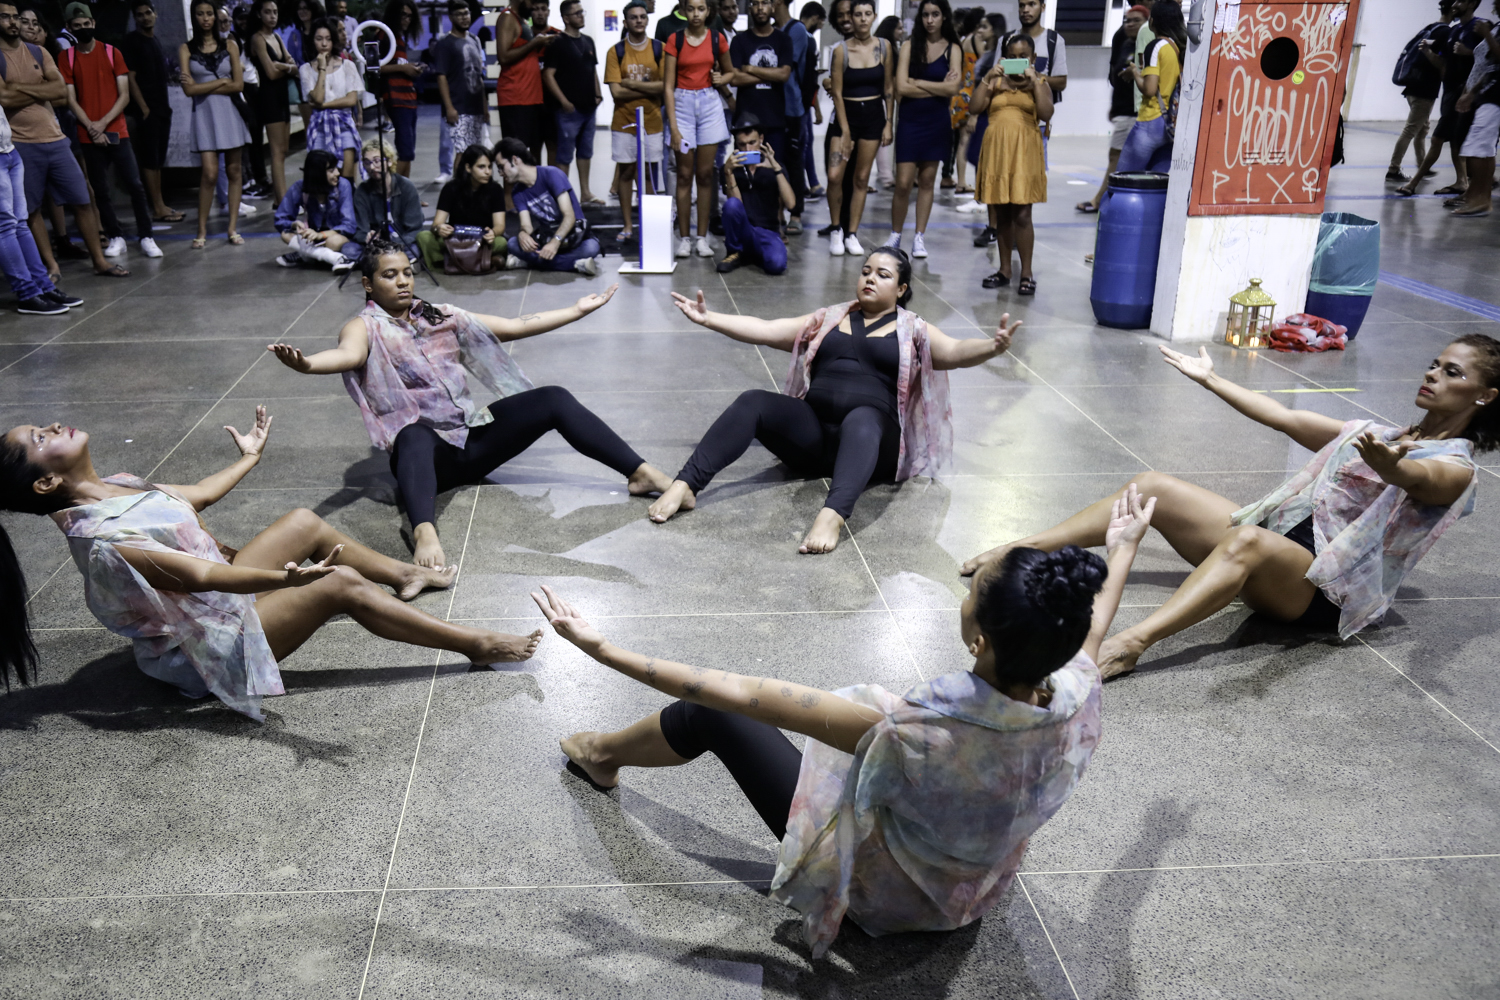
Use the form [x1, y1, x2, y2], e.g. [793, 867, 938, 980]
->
[58, 42, 130, 143]
[665, 30, 726, 90]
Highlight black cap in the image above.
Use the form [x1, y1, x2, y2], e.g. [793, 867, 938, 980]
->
[730, 111, 763, 134]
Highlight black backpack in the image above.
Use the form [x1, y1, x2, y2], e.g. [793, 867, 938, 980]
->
[1392, 22, 1446, 89]
[672, 28, 722, 61]
[1004, 28, 1061, 103]
[615, 36, 664, 66]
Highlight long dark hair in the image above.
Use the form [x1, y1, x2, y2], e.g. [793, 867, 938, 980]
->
[1454, 333, 1500, 452]
[864, 246, 912, 307]
[306, 14, 342, 59]
[909, 0, 958, 81]
[17, 5, 64, 59]
[382, 0, 420, 42]
[457, 143, 493, 188]
[188, 0, 220, 52]
[874, 15, 899, 42]
[1149, 0, 1187, 53]
[976, 545, 1107, 685]
[0, 437, 71, 689]
[301, 148, 340, 201]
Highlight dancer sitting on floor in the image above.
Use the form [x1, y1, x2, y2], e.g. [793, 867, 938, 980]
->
[649, 246, 1020, 553]
[0, 407, 543, 721]
[268, 239, 673, 569]
[535, 486, 1154, 956]
[962, 335, 1500, 678]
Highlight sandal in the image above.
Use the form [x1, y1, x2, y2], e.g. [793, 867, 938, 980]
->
[153, 209, 185, 223]
[940, 177, 956, 189]
[227, 233, 245, 245]
[1075, 201, 1099, 213]
[955, 185, 973, 194]
[1434, 183, 1467, 195]
[191, 237, 207, 249]
[1018, 276, 1037, 296]
[1452, 206, 1491, 217]
[982, 270, 1010, 289]
[1395, 185, 1417, 197]
[93, 263, 130, 277]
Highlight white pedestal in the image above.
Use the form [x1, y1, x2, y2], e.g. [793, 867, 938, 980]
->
[618, 194, 677, 274]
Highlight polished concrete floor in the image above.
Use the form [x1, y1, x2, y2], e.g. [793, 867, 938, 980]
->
[1, 117, 1497, 998]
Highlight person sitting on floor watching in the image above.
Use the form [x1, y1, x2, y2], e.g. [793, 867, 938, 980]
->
[273, 147, 356, 271]
[716, 112, 796, 274]
[492, 134, 603, 275]
[347, 136, 424, 263]
[417, 143, 507, 272]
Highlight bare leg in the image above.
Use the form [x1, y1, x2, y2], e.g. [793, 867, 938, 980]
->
[1455, 156, 1495, 213]
[28, 213, 59, 282]
[1398, 139, 1446, 195]
[799, 507, 844, 554]
[561, 710, 690, 788]
[694, 143, 716, 240]
[254, 564, 543, 663]
[1014, 203, 1035, 280]
[914, 161, 938, 233]
[826, 149, 847, 228]
[993, 204, 1014, 280]
[1088, 147, 1122, 209]
[647, 480, 698, 522]
[341, 147, 358, 181]
[846, 137, 880, 237]
[617, 163, 636, 236]
[267, 122, 290, 201]
[72, 203, 116, 274]
[142, 166, 171, 218]
[577, 156, 594, 202]
[225, 152, 243, 239]
[196, 152, 217, 241]
[232, 507, 456, 600]
[891, 160, 917, 233]
[954, 126, 972, 189]
[674, 148, 695, 237]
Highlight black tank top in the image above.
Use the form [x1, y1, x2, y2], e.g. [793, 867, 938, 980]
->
[841, 39, 886, 99]
[805, 311, 900, 424]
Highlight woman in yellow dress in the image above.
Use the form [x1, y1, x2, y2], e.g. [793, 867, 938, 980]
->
[973, 33, 1052, 296]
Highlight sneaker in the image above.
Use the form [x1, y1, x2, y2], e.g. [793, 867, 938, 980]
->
[331, 257, 355, 275]
[676, 236, 693, 258]
[574, 255, 600, 276]
[504, 254, 525, 270]
[829, 227, 845, 255]
[973, 225, 996, 248]
[276, 252, 302, 268]
[1385, 169, 1409, 182]
[44, 289, 83, 308]
[695, 236, 714, 257]
[716, 251, 744, 273]
[434, 172, 452, 185]
[103, 236, 126, 258]
[882, 231, 901, 248]
[16, 296, 68, 315]
[817, 222, 837, 236]
[238, 202, 258, 217]
[808, 185, 826, 197]
[844, 232, 864, 256]
[912, 233, 928, 258]
[139, 237, 163, 258]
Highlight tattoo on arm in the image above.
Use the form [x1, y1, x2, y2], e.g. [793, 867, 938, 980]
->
[682, 680, 705, 695]
[798, 692, 822, 709]
[519, 312, 542, 323]
[644, 658, 658, 680]
[749, 697, 759, 707]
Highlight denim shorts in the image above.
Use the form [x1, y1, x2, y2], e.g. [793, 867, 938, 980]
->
[612, 128, 663, 163]
[16, 138, 91, 214]
[672, 87, 729, 150]
[556, 108, 596, 164]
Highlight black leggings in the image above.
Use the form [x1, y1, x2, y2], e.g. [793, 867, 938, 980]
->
[660, 700, 801, 839]
[676, 389, 900, 520]
[389, 385, 645, 528]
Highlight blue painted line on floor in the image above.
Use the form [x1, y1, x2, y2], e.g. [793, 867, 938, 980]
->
[1378, 271, 1500, 322]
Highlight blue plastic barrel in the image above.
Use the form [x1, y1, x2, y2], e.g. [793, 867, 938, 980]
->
[1090, 171, 1171, 330]
[1304, 290, 1374, 340]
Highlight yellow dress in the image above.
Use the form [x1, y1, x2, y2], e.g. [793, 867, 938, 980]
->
[974, 88, 1047, 206]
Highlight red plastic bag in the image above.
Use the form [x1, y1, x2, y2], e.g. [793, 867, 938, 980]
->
[1266, 313, 1348, 352]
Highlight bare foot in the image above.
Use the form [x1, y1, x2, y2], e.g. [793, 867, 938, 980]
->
[648, 480, 697, 523]
[472, 628, 544, 665]
[960, 543, 1014, 577]
[1096, 633, 1146, 680]
[560, 731, 619, 788]
[412, 523, 445, 569]
[799, 507, 844, 554]
[396, 563, 458, 601]
[627, 462, 674, 496]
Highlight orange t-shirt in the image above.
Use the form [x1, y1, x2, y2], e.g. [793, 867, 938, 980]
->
[665, 30, 726, 90]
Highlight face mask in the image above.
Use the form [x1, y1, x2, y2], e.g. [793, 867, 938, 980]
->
[73, 27, 95, 43]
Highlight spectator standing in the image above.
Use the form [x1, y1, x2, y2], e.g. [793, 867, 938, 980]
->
[249, 0, 295, 199]
[770, 0, 821, 234]
[1400, 0, 1484, 197]
[274, 146, 355, 268]
[351, 136, 424, 258]
[282, 0, 323, 129]
[1010, 0, 1066, 146]
[726, 0, 792, 171]
[888, 0, 959, 257]
[418, 142, 507, 268]
[495, 133, 602, 273]
[1388, 1, 1453, 181]
[379, 0, 424, 177]
[1451, 3, 1499, 216]
[824, 0, 892, 258]
[815, 0, 853, 238]
[531, 0, 562, 164]
[179, 0, 250, 248]
[716, 112, 794, 274]
[663, 0, 732, 258]
[656, 0, 722, 42]
[1115, 0, 1182, 172]
[544, 0, 602, 204]
[1078, 4, 1146, 213]
[0, 102, 80, 313]
[603, 0, 664, 246]
[431, 1, 489, 160]
[949, 9, 993, 194]
[973, 33, 1051, 296]
[121, 0, 181, 223]
[495, 0, 554, 162]
[871, 14, 900, 189]
[0, 3, 122, 278]
[332, 0, 358, 56]
[60, 2, 161, 259]
[230, 3, 272, 200]
[299, 16, 362, 177]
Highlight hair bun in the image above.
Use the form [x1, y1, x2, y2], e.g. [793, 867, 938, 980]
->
[1023, 545, 1107, 623]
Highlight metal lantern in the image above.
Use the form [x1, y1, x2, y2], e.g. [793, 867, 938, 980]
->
[1224, 278, 1276, 349]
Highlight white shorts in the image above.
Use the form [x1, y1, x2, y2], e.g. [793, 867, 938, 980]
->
[612, 128, 664, 163]
[1460, 102, 1500, 158]
[672, 87, 730, 150]
[1109, 114, 1135, 151]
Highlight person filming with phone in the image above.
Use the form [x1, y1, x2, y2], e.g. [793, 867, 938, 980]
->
[972, 33, 1050, 296]
[716, 111, 795, 274]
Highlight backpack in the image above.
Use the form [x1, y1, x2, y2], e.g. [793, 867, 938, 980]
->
[614, 36, 664, 68]
[672, 28, 722, 62]
[1392, 21, 1446, 89]
[59, 41, 119, 82]
[0, 41, 46, 80]
[1004, 28, 1061, 102]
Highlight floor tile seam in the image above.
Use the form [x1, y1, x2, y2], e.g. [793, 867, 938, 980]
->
[0, 269, 165, 377]
[1353, 635, 1500, 756]
[1254, 353, 1399, 424]
[355, 484, 482, 1000]
[0, 396, 346, 405]
[1019, 852, 1500, 878]
[830, 484, 928, 684]
[1014, 875, 1084, 1000]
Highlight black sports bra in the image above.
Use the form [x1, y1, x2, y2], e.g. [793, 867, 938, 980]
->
[841, 39, 886, 99]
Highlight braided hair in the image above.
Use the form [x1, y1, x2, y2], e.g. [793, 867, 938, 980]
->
[974, 545, 1107, 684]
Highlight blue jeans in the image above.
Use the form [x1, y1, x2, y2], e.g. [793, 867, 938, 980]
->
[439, 116, 453, 175]
[1116, 117, 1172, 173]
[801, 113, 819, 188]
[0, 148, 55, 301]
[722, 198, 786, 275]
[507, 233, 601, 271]
[555, 108, 596, 165]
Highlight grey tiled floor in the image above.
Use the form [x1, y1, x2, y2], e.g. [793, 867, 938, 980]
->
[1, 118, 1497, 998]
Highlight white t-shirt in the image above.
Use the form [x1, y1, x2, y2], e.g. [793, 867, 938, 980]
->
[299, 58, 364, 103]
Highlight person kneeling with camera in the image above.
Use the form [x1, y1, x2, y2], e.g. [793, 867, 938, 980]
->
[717, 113, 795, 275]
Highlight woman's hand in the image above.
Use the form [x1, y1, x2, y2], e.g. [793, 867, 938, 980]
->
[179, 69, 193, 88]
[224, 404, 273, 457]
[1353, 432, 1417, 481]
[670, 289, 712, 326]
[530, 584, 607, 655]
[837, 133, 853, 160]
[993, 312, 1022, 355]
[1105, 482, 1155, 554]
[267, 342, 313, 372]
[283, 544, 343, 587]
[434, 222, 454, 239]
[1158, 344, 1215, 385]
[575, 283, 619, 315]
[881, 120, 893, 147]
